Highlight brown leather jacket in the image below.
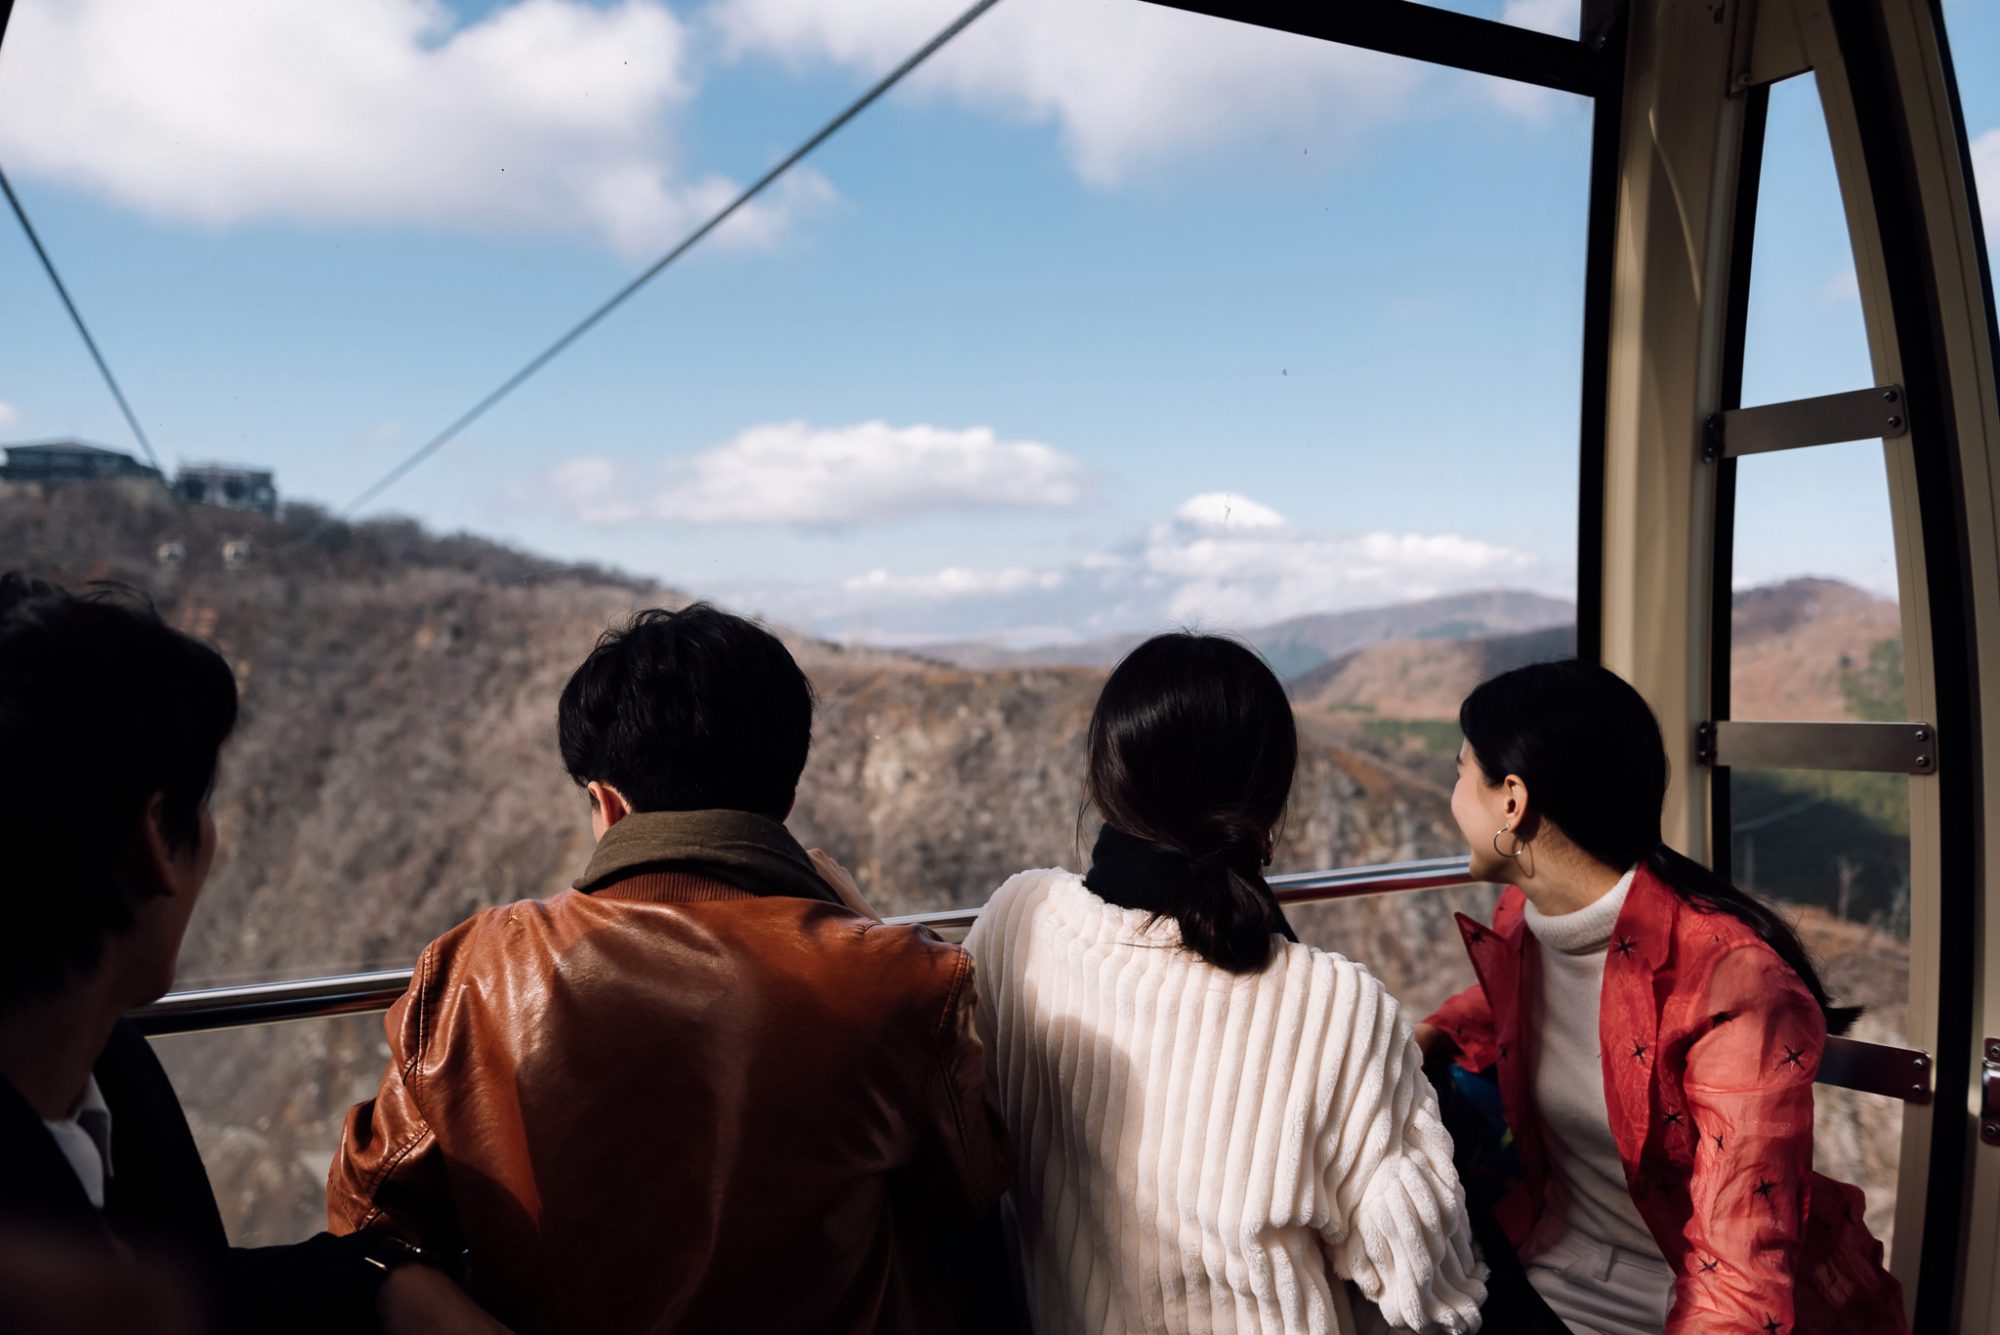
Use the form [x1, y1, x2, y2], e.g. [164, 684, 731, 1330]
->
[327, 817, 1008, 1334]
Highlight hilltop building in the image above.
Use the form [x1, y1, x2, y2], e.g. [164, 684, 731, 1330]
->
[175, 463, 278, 516]
[0, 440, 281, 516]
[0, 439, 162, 485]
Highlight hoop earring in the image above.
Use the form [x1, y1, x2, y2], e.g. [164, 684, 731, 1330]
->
[1493, 824, 1526, 860]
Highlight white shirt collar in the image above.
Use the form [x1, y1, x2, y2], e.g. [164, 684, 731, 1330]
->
[41, 1074, 114, 1209]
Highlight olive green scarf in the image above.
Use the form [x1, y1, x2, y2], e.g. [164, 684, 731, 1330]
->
[571, 808, 841, 905]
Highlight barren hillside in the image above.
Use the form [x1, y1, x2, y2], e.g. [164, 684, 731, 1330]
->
[2, 484, 1486, 1244]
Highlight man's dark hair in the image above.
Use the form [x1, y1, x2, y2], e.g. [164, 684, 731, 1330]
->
[0, 572, 239, 1009]
[558, 603, 814, 820]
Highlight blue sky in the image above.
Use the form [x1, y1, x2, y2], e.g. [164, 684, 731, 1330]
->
[1, 0, 1995, 647]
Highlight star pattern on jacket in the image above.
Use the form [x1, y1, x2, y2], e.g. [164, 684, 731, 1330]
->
[1427, 877, 1913, 1335]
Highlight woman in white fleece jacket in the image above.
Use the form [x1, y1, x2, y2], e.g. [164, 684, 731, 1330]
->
[965, 632, 1486, 1335]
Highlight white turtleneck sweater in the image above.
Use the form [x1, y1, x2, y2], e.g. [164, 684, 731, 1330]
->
[965, 869, 1487, 1335]
[1520, 867, 1660, 1260]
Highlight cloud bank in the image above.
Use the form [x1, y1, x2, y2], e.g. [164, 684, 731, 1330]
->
[1975, 128, 2000, 250]
[722, 490, 1553, 644]
[712, 0, 1420, 186]
[0, 0, 827, 257]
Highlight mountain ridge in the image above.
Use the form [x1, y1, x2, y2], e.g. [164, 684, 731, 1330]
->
[912, 588, 1578, 677]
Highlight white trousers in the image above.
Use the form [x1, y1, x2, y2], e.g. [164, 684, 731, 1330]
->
[1524, 1227, 1677, 1335]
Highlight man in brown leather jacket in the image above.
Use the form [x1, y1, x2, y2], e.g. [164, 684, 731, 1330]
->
[328, 604, 1009, 1334]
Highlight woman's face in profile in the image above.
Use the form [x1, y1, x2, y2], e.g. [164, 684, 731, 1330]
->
[1452, 741, 1510, 882]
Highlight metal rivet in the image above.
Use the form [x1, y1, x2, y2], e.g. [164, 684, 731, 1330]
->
[1887, 415, 1904, 429]
[1916, 755, 1931, 768]
[1987, 1121, 2000, 1142]
[1735, 72, 1753, 88]
[1915, 728, 1930, 742]
[1915, 1054, 1930, 1068]
[1883, 388, 1899, 402]
[1988, 1042, 2000, 1063]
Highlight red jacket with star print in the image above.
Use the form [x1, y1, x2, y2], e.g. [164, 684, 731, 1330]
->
[1425, 865, 1907, 1335]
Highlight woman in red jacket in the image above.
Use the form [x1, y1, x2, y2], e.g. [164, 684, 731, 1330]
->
[1415, 661, 1905, 1335]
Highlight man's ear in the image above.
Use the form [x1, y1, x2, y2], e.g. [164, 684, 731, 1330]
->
[586, 781, 632, 835]
[134, 792, 184, 902]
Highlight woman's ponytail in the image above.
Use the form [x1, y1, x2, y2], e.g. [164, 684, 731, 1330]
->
[1173, 842, 1284, 973]
[1083, 634, 1298, 975]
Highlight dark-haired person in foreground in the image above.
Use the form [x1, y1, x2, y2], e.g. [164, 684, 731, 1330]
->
[0, 572, 503, 1335]
[329, 603, 1009, 1334]
[965, 632, 1486, 1334]
[1416, 660, 1907, 1334]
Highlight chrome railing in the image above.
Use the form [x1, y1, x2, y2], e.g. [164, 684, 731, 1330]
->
[129, 856, 1932, 1104]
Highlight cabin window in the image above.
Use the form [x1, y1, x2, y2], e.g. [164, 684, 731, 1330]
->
[1722, 72, 1913, 1252]
[6, 0, 1585, 1259]
[153, 1013, 391, 1246]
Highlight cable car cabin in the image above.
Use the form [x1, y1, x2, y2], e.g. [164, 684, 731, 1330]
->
[1, 0, 1996, 1328]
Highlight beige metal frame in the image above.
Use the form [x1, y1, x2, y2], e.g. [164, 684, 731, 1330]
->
[1599, 0, 1999, 1323]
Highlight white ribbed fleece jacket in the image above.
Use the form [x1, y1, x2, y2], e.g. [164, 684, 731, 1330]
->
[965, 869, 1487, 1335]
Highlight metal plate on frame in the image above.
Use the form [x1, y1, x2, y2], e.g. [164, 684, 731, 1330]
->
[1705, 384, 1910, 459]
[1822, 1035, 1932, 1104]
[1698, 720, 1938, 774]
[1984, 1039, 2000, 1144]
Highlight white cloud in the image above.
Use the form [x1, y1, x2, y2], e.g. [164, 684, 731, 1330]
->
[0, 402, 18, 432]
[711, 0, 1421, 186]
[1819, 268, 1862, 305]
[1174, 492, 1287, 532]
[1140, 500, 1539, 625]
[552, 419, 1088, 528]
[0, 0, 827, 257]
[1473, 0, 1581, 119]
[1974, 129, 2000, 251]
[550, 457, 640, 524]
[841, 566, 1064, 601]
[1499, 0, 1577, 37]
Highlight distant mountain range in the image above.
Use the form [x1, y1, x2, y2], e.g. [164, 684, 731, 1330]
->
[913, 589, 1578, 679]
[1287, 576, 1901, 722]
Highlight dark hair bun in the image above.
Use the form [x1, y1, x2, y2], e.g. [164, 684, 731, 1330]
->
[1085, 633, 1297, 974]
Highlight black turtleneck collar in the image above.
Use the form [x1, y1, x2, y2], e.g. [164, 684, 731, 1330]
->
[1082, 823, 1298, 943]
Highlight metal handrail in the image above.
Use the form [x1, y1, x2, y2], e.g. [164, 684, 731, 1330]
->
[133, 857, 1474, 1037]
[129, 856, 1933, 1104]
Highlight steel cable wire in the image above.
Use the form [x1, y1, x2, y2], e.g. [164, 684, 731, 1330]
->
[321, 0, 1005, 531]
[1, 164, 168, 479]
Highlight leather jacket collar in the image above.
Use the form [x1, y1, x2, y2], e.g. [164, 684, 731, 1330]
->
[573, 808, 841, 906]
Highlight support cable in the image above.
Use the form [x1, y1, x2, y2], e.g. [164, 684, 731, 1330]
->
[328, 0, 1004, 524]
[0, 164, 168, 477]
